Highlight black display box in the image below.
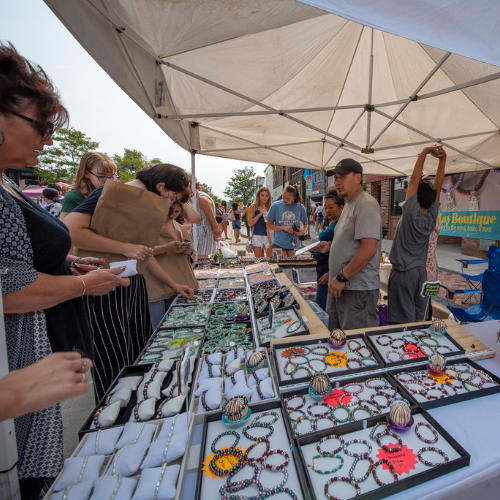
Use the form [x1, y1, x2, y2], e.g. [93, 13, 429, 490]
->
[271, 333, 385, 388]
[279, 372, 419, 438]
[295, 407, 470, 500]
[194, 399, 308, 500]
[365, 324, 465, 369]
[388, 357, 500, 410]
[256, 305, 309, 347]
[78, 361, 195, 440]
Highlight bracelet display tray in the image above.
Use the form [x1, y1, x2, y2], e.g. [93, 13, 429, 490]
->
[195, 399, 308, 500]
[280, 373, 418, 439]
[244, 262, 272, 274]
[201, 320, 255, 356]
[173, 288, 215, 306]
[272, 334, 384, 388]
[190, 348, 279, 424]
[213, 286, 248, 302]
[255, 305, 309, 347]
[79, 361, 196, 440]
[208, 300, 251, 325]
[365, 324, 465, 369]
[296, 407, 469, 500]
[388, 357, 500, 410]
[193, 269, 219, 279]
[159, 303, 212, 328]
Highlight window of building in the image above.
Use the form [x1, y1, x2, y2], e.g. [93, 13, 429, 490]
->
[391, 177, 410, 215]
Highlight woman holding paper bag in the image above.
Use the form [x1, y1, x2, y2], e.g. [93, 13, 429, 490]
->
[65, 164, 194, 400]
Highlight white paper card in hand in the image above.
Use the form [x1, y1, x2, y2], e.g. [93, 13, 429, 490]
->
[109, 259, 137, 277]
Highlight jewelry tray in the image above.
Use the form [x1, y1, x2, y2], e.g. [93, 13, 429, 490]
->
[194, 399, 308, 500]
[248, 277, 300, 314]
[255, 305, 309, 347]
[173, 288, 215, 306]
[160, 303, 212, 328]
[279, 372, 418, 439]
[388, 357, 500, 410]
[78, 361, 197, 440]
[295, 407, 469, 500]
[365, 324, 465, 369]
[190, 348, 279, 424]
[271, 334, 384, 388]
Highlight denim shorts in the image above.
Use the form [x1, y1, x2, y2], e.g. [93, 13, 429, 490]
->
[232, 219, 241, 230]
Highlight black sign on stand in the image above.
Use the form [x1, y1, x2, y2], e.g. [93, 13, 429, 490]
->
[420, 280, 441, 297]
[291, 268, 300, 286]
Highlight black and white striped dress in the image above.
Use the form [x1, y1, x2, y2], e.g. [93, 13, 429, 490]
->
[189, 192, 218, 256]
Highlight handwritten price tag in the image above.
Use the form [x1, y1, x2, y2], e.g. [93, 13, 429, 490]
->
[376, 444, 417, 475]
[325, 351, 348, 369]
[429, 373, 452, 384]
[323, 389, 351, 408]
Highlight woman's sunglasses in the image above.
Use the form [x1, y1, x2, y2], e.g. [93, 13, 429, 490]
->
[9, 109, 55, 139]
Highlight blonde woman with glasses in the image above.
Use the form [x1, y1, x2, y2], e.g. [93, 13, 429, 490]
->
[248, 186, 273, 257]
[59, 151, 118, 221]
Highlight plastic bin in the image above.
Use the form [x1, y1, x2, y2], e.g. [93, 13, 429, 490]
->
[306, 300, 329, 327]
[297, 282, 317, 300]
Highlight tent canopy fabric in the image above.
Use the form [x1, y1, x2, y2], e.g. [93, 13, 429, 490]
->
[45, 0, 500, 177]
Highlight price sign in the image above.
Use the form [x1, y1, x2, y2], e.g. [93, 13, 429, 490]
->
[291, 268, 300, 286]
[420, 280, 441, 297]
[269, 303, 275, 329]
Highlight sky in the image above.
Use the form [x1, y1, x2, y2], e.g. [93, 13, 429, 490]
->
[0, 0, 267, 198]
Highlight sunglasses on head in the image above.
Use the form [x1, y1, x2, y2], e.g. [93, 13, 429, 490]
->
[9, 109, 55, 139]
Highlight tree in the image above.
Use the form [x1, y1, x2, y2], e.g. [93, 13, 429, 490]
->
[112, 149, 163, 182]
[223, 166, 257, 205]
[199, 182, 221, 203]
[35, 127, 99, 184]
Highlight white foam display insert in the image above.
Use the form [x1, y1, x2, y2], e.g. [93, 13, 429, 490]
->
[369, 327, 461, 363]
[300, 412, 462, 499]
[199, 407, 304, 500]
[192, 349, 277, 415]
[274, 339, 382, 382]
[256, 309, 307, 342]
[283, 376, 411, 437]
[393, 360, 499, 403]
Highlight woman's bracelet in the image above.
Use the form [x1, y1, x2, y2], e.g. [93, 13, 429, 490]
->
[70, 257, 83, 268]
[76, 275, 86, 296]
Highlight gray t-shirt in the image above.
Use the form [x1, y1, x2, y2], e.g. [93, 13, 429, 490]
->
[389, 194, 439, 271]
[328, 190, 382, 291]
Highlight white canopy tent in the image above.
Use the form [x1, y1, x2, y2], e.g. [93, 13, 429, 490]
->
[44, 0, 500, 178]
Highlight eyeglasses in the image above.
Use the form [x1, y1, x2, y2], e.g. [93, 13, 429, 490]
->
[87, 171, 119, 181]
[9, 109, 55, 139]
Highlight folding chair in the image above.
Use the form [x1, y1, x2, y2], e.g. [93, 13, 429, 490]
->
[442, 269, 500, 323]
[454, 245, 500, 304]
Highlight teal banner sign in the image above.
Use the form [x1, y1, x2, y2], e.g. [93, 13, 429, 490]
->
[438, 211, 500, 239]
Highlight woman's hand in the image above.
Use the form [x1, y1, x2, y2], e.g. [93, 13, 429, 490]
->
[0, 352, 93, 422]
[122, 243, 154, 261]
[319, 272, 329, 285]
[70, 257, 106, 275]
[213, 228, 222, 241]
[81, 268, 130, 295]
[315, 241, 330, 253]
[173, 284, 194, 299]
[283, 226, 294, 234]
[162, 241, 191, 254]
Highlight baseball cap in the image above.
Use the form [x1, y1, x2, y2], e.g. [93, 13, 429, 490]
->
[325, 158, 363, 177]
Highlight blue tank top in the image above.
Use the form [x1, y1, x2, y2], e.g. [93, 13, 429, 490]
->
[253, 210, 267, 236]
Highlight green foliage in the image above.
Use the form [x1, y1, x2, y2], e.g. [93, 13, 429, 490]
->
[35, 127, 99, 184]
[112, 149, 163, 182]
[199, 182, 221, 204]
[223, 166, 257, 205]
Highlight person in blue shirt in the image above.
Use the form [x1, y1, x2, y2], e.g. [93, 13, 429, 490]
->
[312, 191, 344, 311]
[266, 184, 308, 256]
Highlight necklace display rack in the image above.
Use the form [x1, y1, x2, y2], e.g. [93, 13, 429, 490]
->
[194, 400, 308, 500]
[255, 305, 309, 347]
[296, 407, 469, 500]
[190, 348, 279, 425]
[280, 372, 418, 438]
[77, 359, 196, 440]
[272, 334, 384, 388]
[365, 324, 465, 369]
[388, 357, 500, 411]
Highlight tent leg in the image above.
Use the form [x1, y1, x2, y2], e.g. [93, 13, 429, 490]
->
[191, 151, 197, 258]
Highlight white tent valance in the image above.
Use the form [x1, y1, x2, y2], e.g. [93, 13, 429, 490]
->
[45, 0, 500, 177]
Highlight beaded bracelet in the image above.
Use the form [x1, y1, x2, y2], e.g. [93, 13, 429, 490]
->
[292, 415, 314, 436]
[355, 346, 373, 358]
[358, 399, 382, 416]
[375, 335, 393, 346]
[310, 345, 329, 356]
[290, 354, 310, 366]
[378, 386, 398, 399]
[243, 423, 274, 441]
[313, 415, 337, 432]
[420, 337, 440, 348]
[287, 408, 306, 423]
[360, 357, 379, 366]
[219, 463, 260, 495]
[346, 358, 364, 370]
[325, 352, 342, 367]
[308, 358, 328, 374]
[209, 447, 244, 477]
[307, 402, 332, 418]
[343, 382, 364, 395]
[390, 338, 406, 349]
[243, 439, 270, 464]
[417, 446, 449, 467]
[350, 405, 374, 420]
[317, 434, 344, 455]
[291, 365, 313, 379]
[372, 459, 398, 486]
[347, 339, 362, 351]
[340, 393, 360, 408]
[370, 392, 391, 409]
[211, 431, 241, 453]
[419, 345, 435, 356]
[331, 405, 352, 424]
[377, 432, 403, 452]
[365, 378, 390, 390]
[253, 411, 279, 426]
[133, 401, 145, 422]
[284, 394, 305, 411]
[396, 372, 416, 383]
[415, 422, 439, 444]
[386, 351, 404, 362]
[93, 407, 104, 428]
[262, 449, 290, 471]
[308, 454, 344, 475]
[324, 477, 360, 500]
[369, 421, 389, 440]
[426, 387, 447, 400]
[350, 456, 374, 483]
[344, 439, 372, 458]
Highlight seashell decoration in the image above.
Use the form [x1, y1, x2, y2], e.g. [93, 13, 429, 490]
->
[329, 328, 346, 345]
[432, 319, 447, 334]
[429, 353, 446, 372]
[224, 396, 249, 422]
[247, 351, 266, 371]
[311, 373, 331, 394]
[390, 401, 411, 426]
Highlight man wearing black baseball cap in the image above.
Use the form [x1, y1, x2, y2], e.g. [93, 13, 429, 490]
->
[316, 158, 382, 330]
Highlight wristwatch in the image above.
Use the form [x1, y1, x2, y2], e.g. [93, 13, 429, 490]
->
[336, 269, 349, 283]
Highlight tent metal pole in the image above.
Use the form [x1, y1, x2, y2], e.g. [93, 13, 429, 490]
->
[369, 52, 452, 148]
[0, 272, 21, 499]
[206, 139, 322, 154]
[366, 28, 374, 149]
[191, 151, 197, 255]
[374, 109, 496, 168]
